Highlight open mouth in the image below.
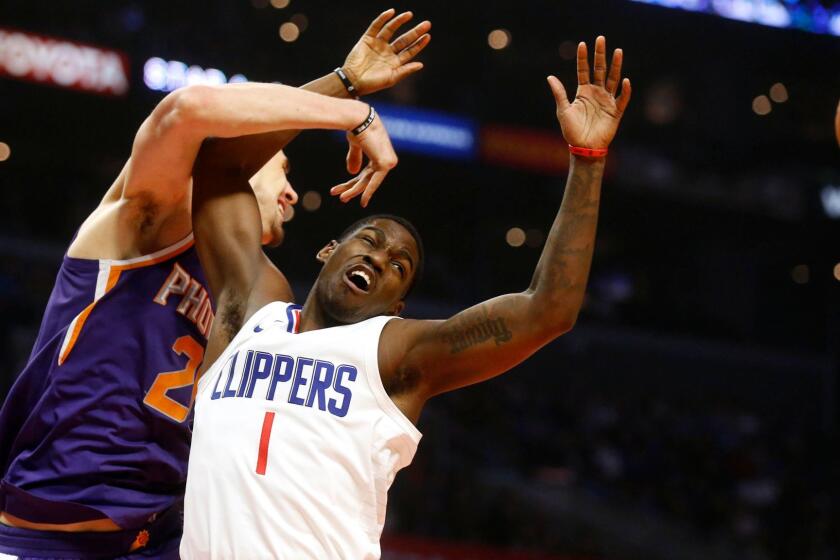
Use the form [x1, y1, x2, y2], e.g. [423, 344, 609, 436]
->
[344, 264, 374, 294]
[278, 200, 294, 222]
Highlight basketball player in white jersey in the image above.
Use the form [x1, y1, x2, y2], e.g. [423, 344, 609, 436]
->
[181, 36, 631, 559]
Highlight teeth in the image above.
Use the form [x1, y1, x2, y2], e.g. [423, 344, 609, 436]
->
[350, 270, 370, 289]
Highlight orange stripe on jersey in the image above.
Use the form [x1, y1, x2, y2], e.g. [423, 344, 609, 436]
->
[57, 267, 123, 366]
[57, 237, 196, 366]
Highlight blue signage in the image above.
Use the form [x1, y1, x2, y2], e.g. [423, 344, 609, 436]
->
[630, 0, 840, 36]
[374, 103, 477, 160]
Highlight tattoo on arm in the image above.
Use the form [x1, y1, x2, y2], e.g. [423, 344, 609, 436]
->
[531, 158, 604, 298]
[442, 306, 513, 354]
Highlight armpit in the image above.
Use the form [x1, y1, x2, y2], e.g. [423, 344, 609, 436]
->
[218, 298, 245, 343]
[382, 363, 422, 397]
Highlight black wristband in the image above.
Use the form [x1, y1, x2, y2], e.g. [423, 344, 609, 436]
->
[351, 106, 376, 136]
[334, 67, 359, 99]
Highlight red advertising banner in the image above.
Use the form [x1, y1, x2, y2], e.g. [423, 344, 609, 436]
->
[480, 125, 570, 175]
[0, 27, 129, 96]
[382, 534, 595, 560]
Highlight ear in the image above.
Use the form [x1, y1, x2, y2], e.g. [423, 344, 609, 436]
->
[389, 300, 406, 316]
[316, 240, 338, 263]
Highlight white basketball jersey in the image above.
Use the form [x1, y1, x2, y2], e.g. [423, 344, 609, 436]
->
[180, 301, 422, 559]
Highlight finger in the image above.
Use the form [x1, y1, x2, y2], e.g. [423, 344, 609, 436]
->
[330, 175, 359, 196]
[397, 34, 431, 64]
[360, 170, 388, 208]
[377, 11, 413, 41]
[394, 61, 424, 82]
[576, 41, 589, 86]
[615, 78, 632, 114]
[340, 171, 372, 203]
[365, 8, 395, 37]
[346, 143, 363, 175]
[592, 36, 607, 87]
[391, 20, 431, 52]
[605, 48, 623, 95]
[547, 75, 571, 113]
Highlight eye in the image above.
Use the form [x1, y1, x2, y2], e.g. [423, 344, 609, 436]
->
[391, 261, 405, 276]
[361, 236, 375, 246]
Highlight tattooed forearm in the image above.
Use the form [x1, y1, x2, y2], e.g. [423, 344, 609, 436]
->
[442, 306, 513, 354]
[529, 156, 604, 310]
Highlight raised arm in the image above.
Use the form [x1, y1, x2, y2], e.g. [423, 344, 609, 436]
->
[204, 9, 430, 180]
[381, 37, 631, 408]
[192, 94, 398, 376]
[126, 9, 430, 207]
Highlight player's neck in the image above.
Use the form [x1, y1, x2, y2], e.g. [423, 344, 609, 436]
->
[298, 288, 336, 333]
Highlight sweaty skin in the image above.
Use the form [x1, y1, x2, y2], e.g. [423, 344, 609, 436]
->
[191, 36, 631, 425]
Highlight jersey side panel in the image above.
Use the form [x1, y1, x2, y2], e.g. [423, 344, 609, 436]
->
[0, 237, 214, 528]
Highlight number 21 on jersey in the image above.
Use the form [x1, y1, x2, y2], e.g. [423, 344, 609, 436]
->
[143, 335, 204, 422]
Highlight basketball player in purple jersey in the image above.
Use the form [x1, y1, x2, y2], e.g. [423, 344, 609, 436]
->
[0, 10, 428, 558]
[181, 37, 631, 557]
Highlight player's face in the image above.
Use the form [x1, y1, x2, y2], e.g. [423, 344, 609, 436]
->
[314, 219, 418, 324]
[250, 150, 298, 247]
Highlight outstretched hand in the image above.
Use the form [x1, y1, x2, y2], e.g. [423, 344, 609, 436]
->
[342, 9, 431, 96]
[547, 36, 631, 150]
[330, 111, 398, 208]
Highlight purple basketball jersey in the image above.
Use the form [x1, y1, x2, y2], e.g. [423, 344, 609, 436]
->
[0, 234, 213, 529]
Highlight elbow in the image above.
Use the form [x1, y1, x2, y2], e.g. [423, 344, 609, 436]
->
[544, 311, 577, 337]
[525, 289, 579, 337]
[556, 312, 578, 335]
[155, 85, 216, 137]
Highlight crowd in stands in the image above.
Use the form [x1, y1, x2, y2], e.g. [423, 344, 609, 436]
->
[388, 368, 837, 560]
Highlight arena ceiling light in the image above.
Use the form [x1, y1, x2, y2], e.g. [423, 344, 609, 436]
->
[143, 57, 247, 93]
[820, 185, 840, 219]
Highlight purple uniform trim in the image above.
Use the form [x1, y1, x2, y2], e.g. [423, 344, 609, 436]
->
[0, 237, 212, 531]
[0, 500, 182, 559]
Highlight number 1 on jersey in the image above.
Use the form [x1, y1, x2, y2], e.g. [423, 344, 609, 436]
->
[256, 411, 276, 475]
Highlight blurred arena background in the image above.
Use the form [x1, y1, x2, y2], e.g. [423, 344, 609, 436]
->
[1, 1, 838, 558]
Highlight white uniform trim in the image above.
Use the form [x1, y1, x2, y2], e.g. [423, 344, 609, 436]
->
[57, 233, 196, 365]
[364, 317, 422, 442]
[99, 232, 194, 267]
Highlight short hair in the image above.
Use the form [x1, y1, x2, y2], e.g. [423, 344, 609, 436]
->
[338, 214, 424, 298]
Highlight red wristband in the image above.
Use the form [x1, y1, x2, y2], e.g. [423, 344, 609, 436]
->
[568, 144, 608, 158]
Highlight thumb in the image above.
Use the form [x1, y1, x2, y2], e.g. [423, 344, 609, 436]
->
[547, 75, 571, 113]
[346, 141, 363, 175]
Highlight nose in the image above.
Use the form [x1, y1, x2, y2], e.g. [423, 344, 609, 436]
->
[363, 252, 386, 274]
[282, 183, 299, 205]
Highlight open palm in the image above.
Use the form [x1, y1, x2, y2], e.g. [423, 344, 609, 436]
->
[548, 36, 631, 150]
[343, 9, 431, 96]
